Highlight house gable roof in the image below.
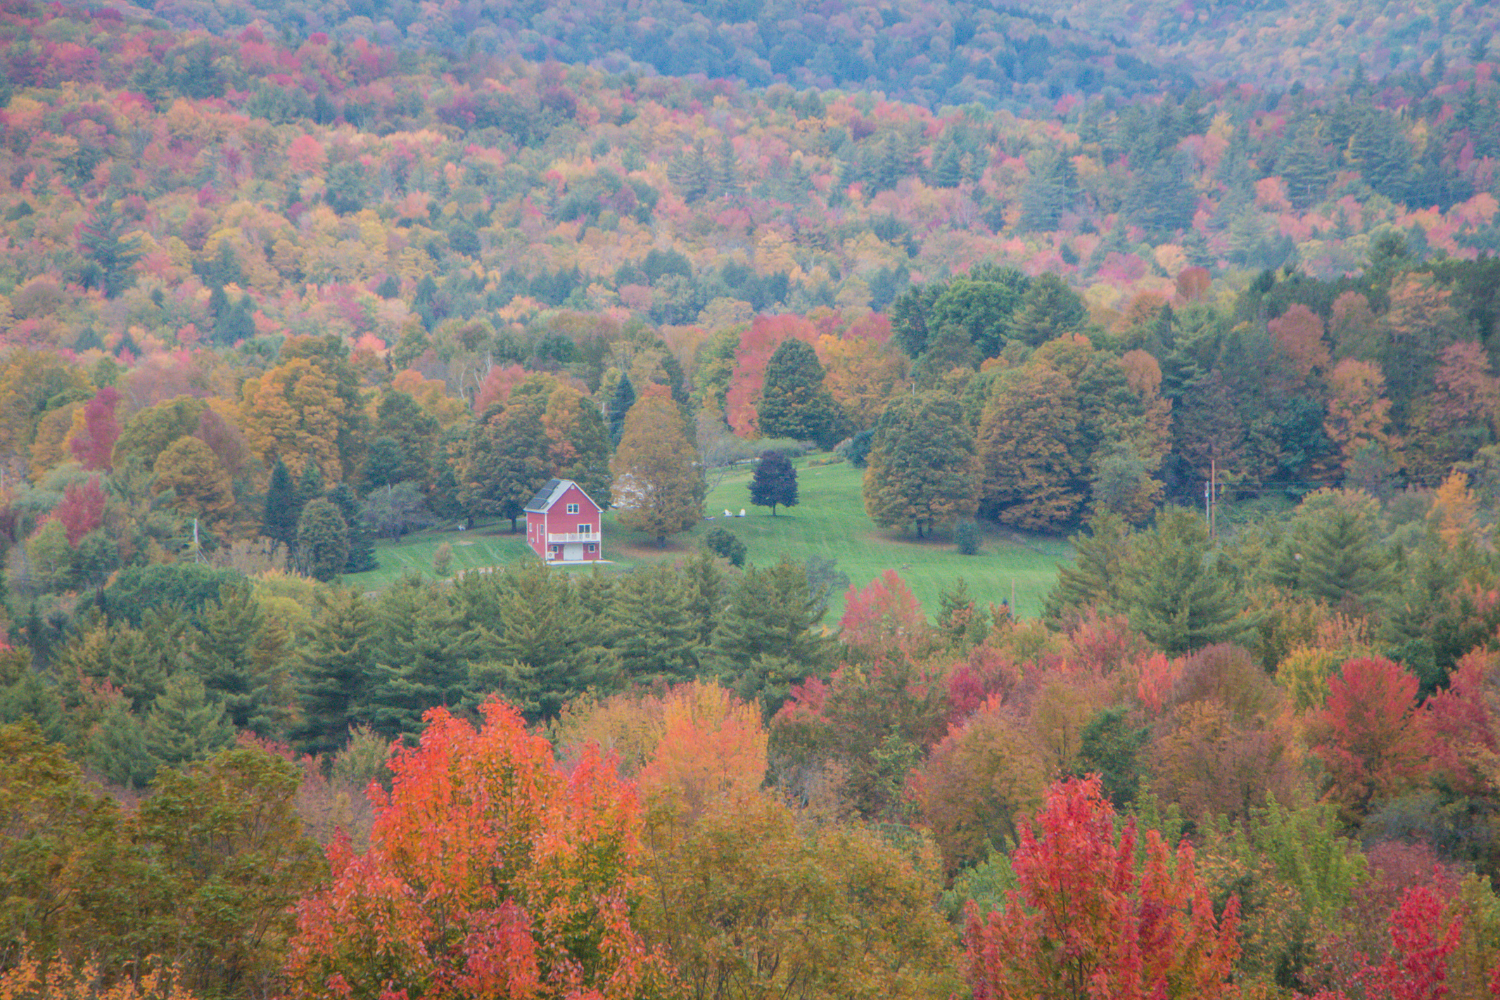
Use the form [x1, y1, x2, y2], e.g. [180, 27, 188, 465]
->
[523, 478, 599, 513]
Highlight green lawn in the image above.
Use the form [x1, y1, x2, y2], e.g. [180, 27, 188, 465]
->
[348, 458, 1071, 618]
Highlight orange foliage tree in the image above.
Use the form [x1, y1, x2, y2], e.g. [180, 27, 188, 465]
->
[964, 775, 1240, 1000]
[284, 700, 670, 1000]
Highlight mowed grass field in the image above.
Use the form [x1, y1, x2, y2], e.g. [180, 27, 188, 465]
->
[349, 457, 1072, 619]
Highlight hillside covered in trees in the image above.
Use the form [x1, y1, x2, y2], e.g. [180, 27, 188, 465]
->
[7, 0, 1500, 999]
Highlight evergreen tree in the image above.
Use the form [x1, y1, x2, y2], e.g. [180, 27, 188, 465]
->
[603, 565, 698, 685]
[144, 673, 235, 772]
[296, 499, 349, 582]
[556, 392, 613, 508]
[757, 338, 846, 449]
[1267, 489, 1392, 609]
[1125, 508, 1247, 655]
[682, 548, 730, 649]
[78, 204, 143, 298]
[611, 388, 706, 546]
[1007, 273, 1088, 346]
[186, 583, 273, 733]
[363, 576, 481, 741]
[749, 450, 799, 515]
[86, 696, 156, 786]
[863, 390, 978, 539]
[709, 557, 832, 715]
[607, 372, 636, 447]
[1043, 511, 1135, 625]
[328, 482, 378, 573]
[289, 587, 376, 757]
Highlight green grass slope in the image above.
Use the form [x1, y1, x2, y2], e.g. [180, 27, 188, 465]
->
[350, 458, 1070, 619]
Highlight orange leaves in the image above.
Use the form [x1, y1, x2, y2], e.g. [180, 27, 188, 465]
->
[286, 699, 665, 1000]
[636, 682, 768, 817]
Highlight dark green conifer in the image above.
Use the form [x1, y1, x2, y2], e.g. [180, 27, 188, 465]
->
[757, 339, 845, 449]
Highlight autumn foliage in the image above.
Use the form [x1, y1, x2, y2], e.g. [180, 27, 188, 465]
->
[284, 700, 669, 1000]
[964, 775, 1240, 1000]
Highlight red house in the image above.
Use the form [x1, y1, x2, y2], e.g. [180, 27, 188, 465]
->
[523, 479, 603, 563]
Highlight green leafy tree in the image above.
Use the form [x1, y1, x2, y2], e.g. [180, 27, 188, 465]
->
[460, 397, 551, 531]
[612, 387, 706, 546]
[863, 389, 978, 538]
[977, 359, 1086, 531]
[749, 450, 798, 515]
[328, 481, 378, 573]
[757, 338, 845, 449]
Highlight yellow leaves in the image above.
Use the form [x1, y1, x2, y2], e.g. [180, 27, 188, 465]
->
[1431, 470, 1483, 550]
[239, 358, 344, 484]
[0, 943, 200, 1000]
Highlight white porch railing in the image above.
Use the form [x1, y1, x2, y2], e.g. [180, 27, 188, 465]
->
[547, 532, 596, 543]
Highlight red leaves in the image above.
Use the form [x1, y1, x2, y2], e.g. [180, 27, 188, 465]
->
[964, 775, 1240, 1000]
[69, 385, 119, 470]
[839, 569, 929, 659]
[1308, 657, 1428, 818]
[52, 473, 107, 545]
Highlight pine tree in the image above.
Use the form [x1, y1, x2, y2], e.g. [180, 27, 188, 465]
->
[757, 338, 846, 449]
[607, 372, 636, 447]
[187, 583, 274, 733]
[1125, 508, 1247, 656]
[709, 557, 832, 714]
[78, 204, 143, 298]
[145, 673, 235, 771]
[603, 565, 698, 685]
[262, 457, 297, 556]
[1043, 511, 1135, 625]
[290, 587, 376, 757]
[297, 499, 349, 582]
[611, 387, 706, 546]
[328, 482, 378, 573]
[363, 577, 481, 741]
[749, 450, 799, 515]
[863, 390, 978, 539]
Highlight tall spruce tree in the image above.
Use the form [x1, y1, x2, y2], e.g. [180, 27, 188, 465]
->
[1125, 508, 1247, 655]
[186, 583, 273, 733]
[363, 576, 481, 741]
[709, 557, 832, 714]
[863, 390, 978, 539]
[1043, 511, 1135, 626]
[749, 450, 799, 515]
[607, 372, 636, 447]
[296, 499, 349, 582]
[264, 458, 298, 560]
[290, 588, 375, 757]
[328, 482, 378, 573]
[757, 338, 845, 449]
[144, 673, 235, 772]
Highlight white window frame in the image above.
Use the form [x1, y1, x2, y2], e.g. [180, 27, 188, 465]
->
[566, 502, 580, 514]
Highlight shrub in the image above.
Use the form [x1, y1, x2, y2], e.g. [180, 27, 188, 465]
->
[704, 526, 747, 567]
[954, 519, 980, 555]
[432, 542, 453, 576]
